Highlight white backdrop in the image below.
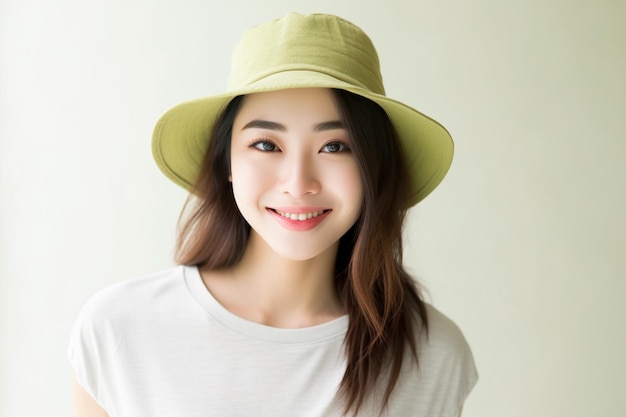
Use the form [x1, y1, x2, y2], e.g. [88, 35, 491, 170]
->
[1, 1, 625, 416]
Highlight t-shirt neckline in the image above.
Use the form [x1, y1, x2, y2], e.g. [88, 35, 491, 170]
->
[182, 264, 349, 344]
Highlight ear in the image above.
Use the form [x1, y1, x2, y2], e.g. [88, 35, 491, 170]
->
[228, 174, 232, 182]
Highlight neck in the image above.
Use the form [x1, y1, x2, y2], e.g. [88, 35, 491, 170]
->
[222, 231, 343, 327]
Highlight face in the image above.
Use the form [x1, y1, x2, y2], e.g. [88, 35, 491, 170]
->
[230, 88, 363, 261]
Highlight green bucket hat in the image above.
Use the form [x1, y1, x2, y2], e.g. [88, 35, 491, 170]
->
[152, 12, 453, 207]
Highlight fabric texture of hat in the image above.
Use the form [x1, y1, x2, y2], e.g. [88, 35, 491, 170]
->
[152, 12, 454, 207]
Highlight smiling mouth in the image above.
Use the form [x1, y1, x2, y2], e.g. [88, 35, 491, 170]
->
[270, 209, 330, 221]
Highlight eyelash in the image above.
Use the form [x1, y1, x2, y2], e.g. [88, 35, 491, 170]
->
[248, 139, 350, 153]
[249, 139, 278, 152]
[321, 141, 349, 153]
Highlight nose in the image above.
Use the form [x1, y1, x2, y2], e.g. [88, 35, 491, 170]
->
[277, 153, 321, 198]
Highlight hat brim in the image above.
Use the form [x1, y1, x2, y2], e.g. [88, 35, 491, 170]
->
[152, 70, 453, 207]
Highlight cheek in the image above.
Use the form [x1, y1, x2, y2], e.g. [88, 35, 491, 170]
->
[323, 162, 363, 210]
[230, 156, 274, 201]
[345, 166, 362, 195]
[231, 149, 276, 177]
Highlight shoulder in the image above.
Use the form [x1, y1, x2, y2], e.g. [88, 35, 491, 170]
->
[68, 265, 194, 361]
[413, 303, 478, 409]
[424, 304, 472, 353]
[419, 303, 477, 370]
[67, 266, 191, 409]
[375, 303, 478, 415]
[74, 265, 189, 329]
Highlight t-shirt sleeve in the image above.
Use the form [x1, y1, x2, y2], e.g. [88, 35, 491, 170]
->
[445, 328, 478, 413]
[67, 294, 111, 411]
[424, 305, 478, 416]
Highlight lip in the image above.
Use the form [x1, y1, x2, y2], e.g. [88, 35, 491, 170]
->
[267, 207, 331, 231]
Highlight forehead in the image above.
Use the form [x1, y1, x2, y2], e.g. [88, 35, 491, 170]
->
[233, 88, 341, 128]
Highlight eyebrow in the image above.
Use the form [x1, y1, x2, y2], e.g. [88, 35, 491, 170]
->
[314, 120, 345, 131]
[242, 119, 345, 132]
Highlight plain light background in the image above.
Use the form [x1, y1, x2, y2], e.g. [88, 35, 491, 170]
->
[1, 0, 624, 416]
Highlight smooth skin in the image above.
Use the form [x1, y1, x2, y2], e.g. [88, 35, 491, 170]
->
[203, 88, 362, 328]
[72, 372, 109, 417]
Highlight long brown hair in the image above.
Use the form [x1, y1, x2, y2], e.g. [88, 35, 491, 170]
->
[176, 89, 428, 416]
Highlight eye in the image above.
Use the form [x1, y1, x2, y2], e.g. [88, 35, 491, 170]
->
[250, 139, 279, 152]
[321, 141, 349, 153]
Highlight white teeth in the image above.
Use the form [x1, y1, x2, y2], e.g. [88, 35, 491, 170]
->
[276, 210, 325, 221]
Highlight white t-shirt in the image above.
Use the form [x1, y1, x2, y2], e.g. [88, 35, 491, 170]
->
[68, 265, 477, 417]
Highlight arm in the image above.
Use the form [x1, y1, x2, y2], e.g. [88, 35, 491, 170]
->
[72, 372, 109, 417]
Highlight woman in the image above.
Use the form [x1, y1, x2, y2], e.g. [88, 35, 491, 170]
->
[69, 13, 477, 417]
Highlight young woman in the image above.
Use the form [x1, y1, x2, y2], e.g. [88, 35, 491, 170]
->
[69, 13, 477, 417]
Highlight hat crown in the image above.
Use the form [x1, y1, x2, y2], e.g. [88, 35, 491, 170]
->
[228, 13, 385, 95]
